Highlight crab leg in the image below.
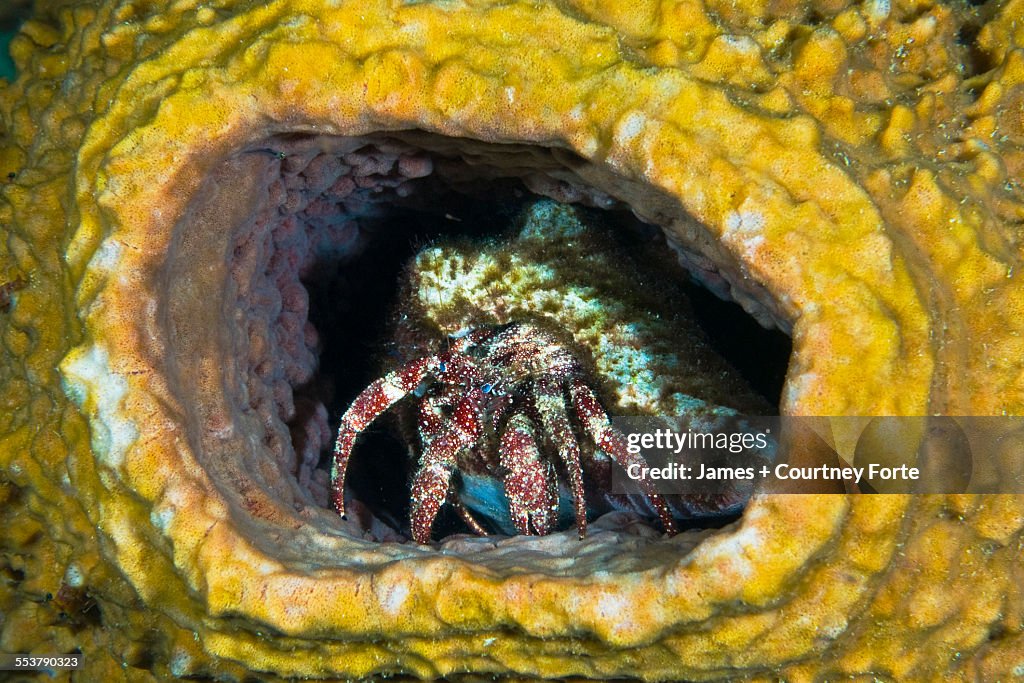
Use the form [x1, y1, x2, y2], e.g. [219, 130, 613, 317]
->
[418, 394, 490, 537]
[568, 378, 679, 535]
[330, 356, 438, 517]
[410, 387, 485, 543]
[449, 491, 490, 536]
[417, 391, 450, 445]
[534, 377, 588, 539]
[499, 411, 558, 535]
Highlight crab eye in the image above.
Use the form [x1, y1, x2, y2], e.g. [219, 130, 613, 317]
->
[438, 361, 447, 372]
[481, 383, 492, 393]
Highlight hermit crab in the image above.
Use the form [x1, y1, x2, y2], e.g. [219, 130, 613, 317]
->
[329, 200, 773, 543]
[331, 321, 678, 543]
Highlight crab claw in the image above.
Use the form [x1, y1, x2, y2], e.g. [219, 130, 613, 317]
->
[409, 461, 456, 544]
[330, 356, 437, 518]
[409, 388, 484, 543]
[499, 411, 558, 535]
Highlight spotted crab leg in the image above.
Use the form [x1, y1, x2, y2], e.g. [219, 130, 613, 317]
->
[568, 378, 679, 535]
[418, 393, 490, 537]
[330, 356, 439, 517]
[410, 387, 485, 543]
[499, 410, 558, 535]
[534, 376, 588, 539]
[416, 390, 450, 446]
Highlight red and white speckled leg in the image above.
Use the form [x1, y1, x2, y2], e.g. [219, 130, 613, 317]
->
[534, 377, 587, 539]
[330, 356, 438, 517]
[569, 378, 679, 535]
[410, 387, 485, 543]
[499, 411, 558, 535]
[417, 393, 491, 537]
[417, 392, 450, 445]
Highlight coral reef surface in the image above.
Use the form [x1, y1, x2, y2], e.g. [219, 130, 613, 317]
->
[1, 0, 1024, 679]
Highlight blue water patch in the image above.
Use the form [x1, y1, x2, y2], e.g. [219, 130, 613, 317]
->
[0, 32, 15, 81]
[1, 3, 32, 82]
[459, 472, 578, 536]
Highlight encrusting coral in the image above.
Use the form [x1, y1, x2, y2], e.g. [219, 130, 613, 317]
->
[1, 0, 1023, 679]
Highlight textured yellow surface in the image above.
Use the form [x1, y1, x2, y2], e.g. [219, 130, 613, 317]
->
[0, 0, 1023, 680]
